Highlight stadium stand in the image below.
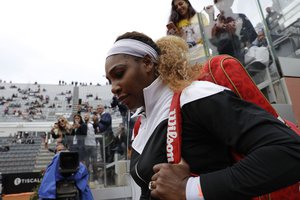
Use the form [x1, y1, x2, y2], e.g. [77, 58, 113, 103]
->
[0, 136, 42, 174]
[0, 82, 113, 123]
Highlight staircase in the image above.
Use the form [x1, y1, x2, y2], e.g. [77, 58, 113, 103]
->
[33, 143, 55, 172]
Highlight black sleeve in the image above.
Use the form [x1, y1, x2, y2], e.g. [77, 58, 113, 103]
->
[71, 129, 75, 136]
[51, 130, 59, 139]
[79, 123, 87, 136]
[240, 14, 257, 44]
[183, 90, 300, 199]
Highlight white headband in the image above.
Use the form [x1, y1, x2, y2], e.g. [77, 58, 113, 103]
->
[106, 39, 159, 63]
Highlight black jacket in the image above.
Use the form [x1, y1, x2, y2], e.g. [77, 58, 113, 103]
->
[130, 80, 300, 200]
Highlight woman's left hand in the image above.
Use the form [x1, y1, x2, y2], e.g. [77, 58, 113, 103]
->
[150, 159, 190, 200]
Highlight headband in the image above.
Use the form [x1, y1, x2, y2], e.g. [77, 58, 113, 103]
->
[106, 39, 159, 63]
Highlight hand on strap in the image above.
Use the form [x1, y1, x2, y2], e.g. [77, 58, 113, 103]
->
[150, 159, 195, 200]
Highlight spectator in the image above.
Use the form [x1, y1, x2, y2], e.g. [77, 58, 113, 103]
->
[96, 104, 114, 162]
[111, 95, 128, 127]
[265, 6, 282, 36]
[26, 136, 35, 144]
[97, 104, 113, 135]
[83, 113, 99, 184]
[167, 0, 210, 63]
[245, 29, 271, 83]
[252, 29, 268, 47]
[208, 0, 257, 64]
[92, 112, 102, 162]
[4, 107, 9, 115]
[111, 95, 119, 111]
[112, 123, 127, 156]
[47, 116, 72, 150]
[210, 14, 242, 61]
[71, 114, 87, 162]
[0, 145, 10, 152]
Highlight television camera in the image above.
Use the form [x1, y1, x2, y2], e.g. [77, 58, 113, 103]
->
[56, 152, 80, 200]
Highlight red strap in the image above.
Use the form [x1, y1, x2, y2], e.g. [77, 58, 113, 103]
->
[133, 116, 142, 139]
[167, 92, 182, 164]
[132, 93, 182, 164]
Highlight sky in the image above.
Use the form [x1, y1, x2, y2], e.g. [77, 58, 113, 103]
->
[0, 0, 270, 85]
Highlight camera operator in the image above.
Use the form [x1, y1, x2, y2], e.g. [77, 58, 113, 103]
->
[38, 150, 94, 200]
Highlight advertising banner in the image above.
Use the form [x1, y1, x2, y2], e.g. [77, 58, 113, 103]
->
[2, 172, 42, 194]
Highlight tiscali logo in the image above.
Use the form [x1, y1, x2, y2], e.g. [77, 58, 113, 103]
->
[14, 178, 21, 186]
[14, 177, 41, 186]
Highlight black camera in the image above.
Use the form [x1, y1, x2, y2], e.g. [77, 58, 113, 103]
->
[56, 152, 80, 200]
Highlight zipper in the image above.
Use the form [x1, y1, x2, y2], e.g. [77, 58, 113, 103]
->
[135, 161, 147, 184]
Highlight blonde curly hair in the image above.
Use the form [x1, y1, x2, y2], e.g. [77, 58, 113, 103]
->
[156, 35, 202, 92]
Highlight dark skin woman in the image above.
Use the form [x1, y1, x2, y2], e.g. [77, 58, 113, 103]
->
[105, 31, 300, 200]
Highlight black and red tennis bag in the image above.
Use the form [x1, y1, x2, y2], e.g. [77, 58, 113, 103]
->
[133, 55, 300, 200]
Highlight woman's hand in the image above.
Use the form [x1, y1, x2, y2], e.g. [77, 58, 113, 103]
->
[167, 28, 184, 37]
[167, 28, 179, 35]
[72, 123, 80, 129]
[166, 22, 182, 37]
[150, 159, 190, 200]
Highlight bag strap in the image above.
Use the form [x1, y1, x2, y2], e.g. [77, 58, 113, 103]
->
[132, 92, 182, 164]
[167, 92, 182, 164]
[133, 116, 142, 139]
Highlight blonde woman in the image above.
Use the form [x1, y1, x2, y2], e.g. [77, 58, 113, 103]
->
[47, 116, 71, 151]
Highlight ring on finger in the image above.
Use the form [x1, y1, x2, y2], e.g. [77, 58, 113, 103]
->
[148, 181, 155, 191]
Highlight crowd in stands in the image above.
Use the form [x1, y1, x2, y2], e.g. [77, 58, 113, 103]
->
[10, 132, 36, 144]
[0, 79, 106, 87]
[0, 82, 113, 122]
[0, 132, 42, 155]
[0, 85, 66, 121]
[0, 133, 43, 178]
[0, 145, 9, 152]
[58, 80, 106, 86]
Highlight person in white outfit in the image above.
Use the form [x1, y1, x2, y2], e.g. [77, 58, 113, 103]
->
[84, 113, 99, 183]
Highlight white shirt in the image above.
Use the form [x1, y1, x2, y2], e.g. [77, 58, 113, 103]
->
[85, 122, 96, 146]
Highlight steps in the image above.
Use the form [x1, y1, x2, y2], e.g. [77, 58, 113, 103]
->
[33, 144, 55, 172]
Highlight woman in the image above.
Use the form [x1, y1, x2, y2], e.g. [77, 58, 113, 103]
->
[71, 114, 87, 162]
[105, 31, 300, 200]
[210, 14, 242, 61]
[209, 0, 257, 64]
[48, 116, 71, 150]
[83, 113, 98, 183]
[167, 0, 210, 63]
